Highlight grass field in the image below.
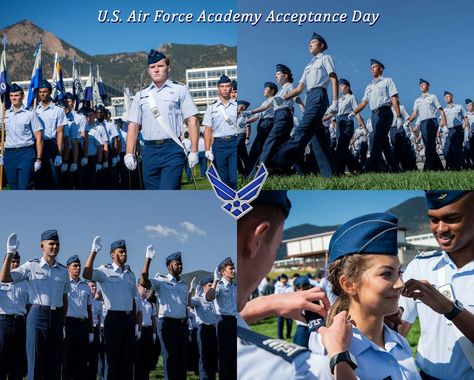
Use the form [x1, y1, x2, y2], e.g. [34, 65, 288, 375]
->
[240, 169, 474, 190]
[250, 316, 421, 355]
[150, 357, 200, 380]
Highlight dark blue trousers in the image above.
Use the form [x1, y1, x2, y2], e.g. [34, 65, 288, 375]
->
[420, 118, 444, 171]
[335, 116, 359, 175]
[217, 315, 236, 380]
[104, 311, 135, 380]
[35, 139, 61, 189]
[272, 88, 334, 177]
[446, 125, 464, 170]
[246, 118, 274, 175]
[198, 152, 207, 177]
[134, 326, 154, 380]
[86, 327, 100, 380]
[0, 314, 27, 380]
[259, 108, 293, 166]
[277, 316, 293, 339]
[141, 140, 185, 190]
[236, 133, 249, 175]
[62, 317, 89, 380]
[197, 324, 218, 380]
[4, 145, 36, 190]
[212, 135, 238, 189]
[158, 318, 189, 380]
[26, 305, 64, 380]
[390, 126, 406, 171]
[364, 106, 394, 172]
[293, 324, 310, 348]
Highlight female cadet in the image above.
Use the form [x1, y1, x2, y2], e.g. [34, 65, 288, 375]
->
[313, 213, 420, 379]
[243, 64, 304, 172]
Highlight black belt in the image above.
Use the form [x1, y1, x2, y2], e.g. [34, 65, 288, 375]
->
[372, 105, 391, 113]
[220, 315, 237, 320]
[5, 144, 35, 151]
[0, 314, 25, 319]
[162, 317, 187, 324]
[107, 310, 133, 316]
[66, 316, 88, 322]
[144, 139, 172, 145]
[32, 304, 63, 312]
[215, 135, 238, 141]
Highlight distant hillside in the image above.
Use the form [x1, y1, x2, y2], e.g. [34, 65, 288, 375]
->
[181, 270, 213, 286]
[0, 20, 236, 93]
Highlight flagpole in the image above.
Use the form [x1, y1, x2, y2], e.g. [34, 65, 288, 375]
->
[0, 93, 6, 190]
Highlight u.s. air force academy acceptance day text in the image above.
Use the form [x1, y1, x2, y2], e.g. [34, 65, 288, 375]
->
[97, 9, 381, 26]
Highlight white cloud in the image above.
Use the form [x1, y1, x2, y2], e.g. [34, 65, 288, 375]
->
[180, 222, 207, 236]
[144, 224, 189, 242]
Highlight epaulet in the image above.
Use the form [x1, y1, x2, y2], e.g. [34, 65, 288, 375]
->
[211, 100, 218, 105]
[125, 265, 134, 274]
[172, 80, 185, 86]
[28, 258, 40, 263]
[57, 262, 66, 268]
[155, 274, 167, 279]
[104, 263, 113, 269]
[237, 326, 308, 363]
[415, 249, 443, 260]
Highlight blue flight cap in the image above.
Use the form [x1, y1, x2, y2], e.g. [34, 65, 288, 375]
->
[217, 75, 231, 85]
[237, 100, 250, 108]
[264, 82, 278, 93]
[110, 239, 126, 251]
[338, 78, 351, 87]
[329, 213, 399, 264]
[231, 80, 237, 90]
[275, 64, 291, 73]
[218, 257, 234, 271]
[200, 275, 214, 286]
[10, 83, 23, 93]
[39, 79, 52, 90]
[251, 190, 292, 219]
[444, 91, 453, 97]
[465, 98, 473, 105]
[370, 59, 385, 70]
[64, 92, 74, 100]
[294, 276, 310, 288]
[424, 191, 470, 210]
[96, 105, 106, 112]
[310, 33, 328, 51]
[419, 78, 430, 86]
[166, 252, 182, 266]
[66, 255, 80, 266]
[41, 229, 59, 241]
[148, 49, 166, 65]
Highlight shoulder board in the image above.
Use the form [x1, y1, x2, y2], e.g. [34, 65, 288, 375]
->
[415, 249, 442, 259]
[211, 100, 218, 105]
[172, 80, 184, 86]
[57, 262, 66, 268]
[125, 265, 134, 274]
[104, 264, 113, 269]
[28, 259, 40, 263]
[237, 326, 307, 362]
[156, 274, 167, 279]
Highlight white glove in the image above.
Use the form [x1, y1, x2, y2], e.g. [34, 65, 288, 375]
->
[245, 138, 250, 145]
[241, 110, 252, 118]
[135, 325, 141, 340]
[111, 156, 119, 167]
[124, 154, 137, 171]
[70, 163, 78, 173]
[103, 161, 109, 170]
[153, 333, 156, 343]
[188, 152, 199, 168]
[145, 244, 155, 259]
[7, 233, 19, 254]
[213, 266, 222, 282]
[273, 96, 285, 106]
[190, 277, 197, 290]
[328, 100, 338, 114]
[205, 151, 214, 162]
[89, 332, 94, 343]
[81, 157, 88, 167]
[95, 163, 102, 172]
[63, 327, 66, 339]
[61, 163, 68, 172]
[92, 236, 102, 253]
[0, 154, 3, 166]
[196, 284, 203, 296]
[396, 117, 403, 129]
[54, 155, 63, 167]
[348, 112, 356, 119]
[34, 161, 42, 172]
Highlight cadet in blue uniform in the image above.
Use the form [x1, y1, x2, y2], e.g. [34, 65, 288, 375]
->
[206, 257, 237, 380]
[140, 246, 189, 380]
[274, 273, 294, 339]
[389, 97, 411, 172]
[270, 33, 338, 177]
[231, 80, 238, 100]
[406, 79, 446, 171]
[466, 99, 474, 167]
[399, 191, 474, 380]
[82, 108, 106, 189]
[35, 80, 67, 189]
[86, 280, 103, 380]
[246, 82, 277, 175]
[189, 276, 219, 380]
[0, 230, 70, 380]
[203, 75, 238, 189]
[237, 191, 357, 380]
[83, 237, 137, 380]
[0, 251, 29, 380]
[63, 255, 93, 380]
[236, 100, 250, 176]
[126, 49, 199, 189]
[2, 83, 43, 190]
[442, 91, 468, 171]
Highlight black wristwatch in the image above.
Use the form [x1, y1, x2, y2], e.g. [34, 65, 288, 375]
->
[329, 351, 358, 374]
[444, 299, 464, 320]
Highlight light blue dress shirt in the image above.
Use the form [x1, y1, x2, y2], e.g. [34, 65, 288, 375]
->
[203, 98, 238, 137]
[413, 93, 442, 121]
[362, 76, 398, 111]
[444, 104, 466, 128]
[214, 278, 237, 316]
[66, 278, 92, 319]
[36, 102, 67, 140]
[4, 105, 43, 148]
[299, 53, 335, 91]
[150, 273, 188, 319]
[191, 293, 219, 325]
[0, 280, 29, 315]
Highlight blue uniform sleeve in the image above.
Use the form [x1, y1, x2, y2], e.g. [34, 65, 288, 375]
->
[57, 107, 68, 126]
[362, 84, 370, 103]
[108, 124, 119, 140]
[203, 105, 213, 127]
[69, 122, 79, 141]
[92, 268, 107, 283]
[350, 95, 358, 111]
[180, 86, 198, 120]
[128, 90, 142, 125]
[387, 78, 398, 98]
[30, 112, 44, 133]
[64, 275, 72, 294]
[432, 95, 442, 110]
[150, 278, 161, 291]
[10, 262, 31, 283]
[322, 55, 335, 75]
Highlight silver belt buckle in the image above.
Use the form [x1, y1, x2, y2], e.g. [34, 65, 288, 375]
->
[51, 306, 56, 310]
[151, 107, 160, 118]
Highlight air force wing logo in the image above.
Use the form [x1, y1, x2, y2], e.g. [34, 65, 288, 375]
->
[207, 163, 268, 219]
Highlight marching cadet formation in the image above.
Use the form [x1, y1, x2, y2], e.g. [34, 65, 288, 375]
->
[0, 231, 237, 380]
[239, 32, 474, 178]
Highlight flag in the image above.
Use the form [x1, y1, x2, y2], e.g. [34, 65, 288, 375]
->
[0, 40, 11, 109]
[72, 58, 84, 108]
[84, 64, 93, 102]
[27, 42, 42, 109]
[123, 85, 131, 116]
[92, 77, 104, 107]
[96, 64, 107, 100]
[51, 53, 65, 102]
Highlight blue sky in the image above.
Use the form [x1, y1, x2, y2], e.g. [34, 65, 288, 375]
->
[285, 190, 424, 228]
[0, 191, 235, 275]
[238, 0, 474, 122]
[1, 0, 237, 55]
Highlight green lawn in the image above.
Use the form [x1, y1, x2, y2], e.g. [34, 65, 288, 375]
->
[250, 316, 421, 355]
[150, 357, 200, 380]
[239, 170, 474, 190]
